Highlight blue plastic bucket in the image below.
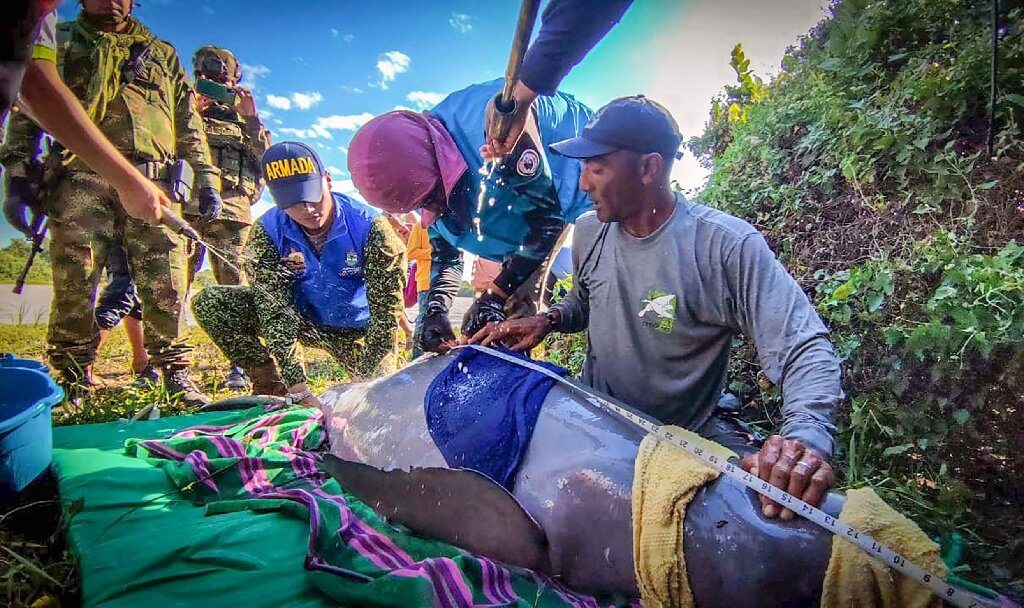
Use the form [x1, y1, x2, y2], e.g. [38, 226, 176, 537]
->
[0, 353, 49, 372]
[0, 366, 63, 496]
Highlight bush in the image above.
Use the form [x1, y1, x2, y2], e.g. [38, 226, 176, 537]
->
[687, 0, 1023, 597]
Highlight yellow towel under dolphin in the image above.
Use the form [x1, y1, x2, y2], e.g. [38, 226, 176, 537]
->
[632, 430, 949, 608]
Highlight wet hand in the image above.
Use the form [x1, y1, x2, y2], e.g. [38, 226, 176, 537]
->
[280, 251, 307, 276]
[236, 87, 257, 117]
[469, 315, 551, 352]
[741, 435, 834, 520]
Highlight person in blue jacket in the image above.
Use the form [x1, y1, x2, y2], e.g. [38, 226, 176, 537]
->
[192, 142, 406, 406]
[348, 79, 594, 353]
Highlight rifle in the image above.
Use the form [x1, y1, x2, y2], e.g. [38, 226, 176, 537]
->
[14, 214, 48, 295]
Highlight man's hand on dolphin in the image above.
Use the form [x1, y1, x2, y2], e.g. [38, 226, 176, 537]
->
[740, 435, 834, 520]
[469, 315, 552, 352]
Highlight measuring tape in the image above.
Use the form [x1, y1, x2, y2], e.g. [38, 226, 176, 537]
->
[457, 345, 999, 608]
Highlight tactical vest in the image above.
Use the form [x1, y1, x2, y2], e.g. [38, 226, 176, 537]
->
[260, 193, 378, 329]
[428, 80, 594, 262]
[55, 18, 177, 165]
[203, 108, 260, 199]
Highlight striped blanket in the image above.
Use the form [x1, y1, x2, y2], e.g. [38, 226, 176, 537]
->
[125, 404, 638, 608]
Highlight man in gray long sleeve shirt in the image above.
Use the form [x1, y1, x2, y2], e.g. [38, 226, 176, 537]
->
[472, 96, 844, 519]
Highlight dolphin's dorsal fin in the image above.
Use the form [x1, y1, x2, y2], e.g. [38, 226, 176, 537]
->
[322, 455, 551, 573]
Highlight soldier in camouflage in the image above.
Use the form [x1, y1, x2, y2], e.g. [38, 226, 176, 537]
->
[188, 45, 271, 390]
[192, 142, 406, 406]
[0, 0, 223, 406]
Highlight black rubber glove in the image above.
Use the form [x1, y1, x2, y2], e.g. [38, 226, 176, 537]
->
[3, 175, 42, 237]
[197, 187, 223, 222]
[461, 291, 507, 339]
[415, 302, 456, 353]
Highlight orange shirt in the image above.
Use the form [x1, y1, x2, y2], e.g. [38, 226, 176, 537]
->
[407, 222, 432, 292]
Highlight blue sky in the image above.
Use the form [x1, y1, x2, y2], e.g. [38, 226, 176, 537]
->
[1, 0, 829, 246]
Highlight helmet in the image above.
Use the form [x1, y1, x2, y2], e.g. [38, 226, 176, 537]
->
[193, 45, 241, 85]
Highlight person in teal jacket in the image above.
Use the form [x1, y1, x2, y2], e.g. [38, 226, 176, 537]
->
[348, 79, 593, 353]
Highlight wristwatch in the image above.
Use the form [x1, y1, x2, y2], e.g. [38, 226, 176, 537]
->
[544, 308, 561, 330]
[286, 388, 313, 405]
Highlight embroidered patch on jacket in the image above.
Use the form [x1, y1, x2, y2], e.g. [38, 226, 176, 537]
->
[517, 149, 540, 177]
[340, 251, 362, 277]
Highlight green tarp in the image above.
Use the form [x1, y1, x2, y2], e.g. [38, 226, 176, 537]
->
[52, 407, 632, 607]
[53, 410, 332, 607]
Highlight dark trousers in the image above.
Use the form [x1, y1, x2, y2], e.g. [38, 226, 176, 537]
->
[94, 239, 143, 330]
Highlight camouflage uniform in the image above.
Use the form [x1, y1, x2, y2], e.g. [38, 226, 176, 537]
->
[191, 216, 406, 385]
[186, 46, 270, 286]
[0, 13, 220, 377]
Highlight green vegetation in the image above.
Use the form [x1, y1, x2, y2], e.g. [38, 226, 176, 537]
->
[690, 0, 1022, 596]
[0, 238, 51, 285]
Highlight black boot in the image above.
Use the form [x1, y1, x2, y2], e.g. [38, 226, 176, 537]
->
[162, 366, 211, 408]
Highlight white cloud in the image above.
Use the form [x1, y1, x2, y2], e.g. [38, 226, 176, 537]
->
[272, 118, 283, 125]
[265, 91, 324, 112]
[338, 145, 348, 153]
[314, 113, 374, 132]
[392, 104, 415, 112]
[340, 85, 364, 94]
[326, 165, 348, 176]
[239, 63, 270, 91]
[449, 12, 474, 34]
[277, 113, 374, 141]
[343, 34, 354, 43]
[330, 28, 339, 37]
[276, 127, 311, 138]
[375, 51, 410, 89]
[330, 178, 365, 202]
[266, 94, 292, 111]
[406, 90, 444, 110]
[291, 91, 323, 110]
[202, 4, 215, 14]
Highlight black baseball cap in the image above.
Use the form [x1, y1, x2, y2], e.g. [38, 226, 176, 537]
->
[549, 95, 682, 160]
[261, 141, 326, 208]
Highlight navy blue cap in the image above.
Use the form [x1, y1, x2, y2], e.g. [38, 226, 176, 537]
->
[549, 95, 682, 160]
[261, 141, 326, 208]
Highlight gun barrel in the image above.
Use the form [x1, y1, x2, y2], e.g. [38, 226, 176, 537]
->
[13, 219, 48, 295]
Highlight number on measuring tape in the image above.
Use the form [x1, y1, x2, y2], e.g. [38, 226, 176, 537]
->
[846, 528, 859, 540]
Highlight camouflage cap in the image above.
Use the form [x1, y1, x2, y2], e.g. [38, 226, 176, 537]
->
[193, 45, 241, 85]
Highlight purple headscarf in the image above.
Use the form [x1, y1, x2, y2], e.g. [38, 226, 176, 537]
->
[348, 110, 468, 227]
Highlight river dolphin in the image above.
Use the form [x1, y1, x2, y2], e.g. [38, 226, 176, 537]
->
[317, 352, 850, 606]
